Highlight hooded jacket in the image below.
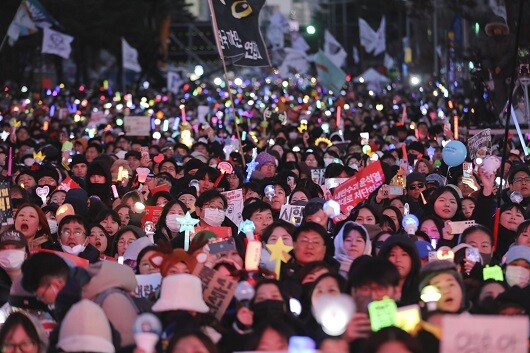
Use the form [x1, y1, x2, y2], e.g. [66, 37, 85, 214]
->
[86, 160, 113, 207]
[82, 261, 139, 346]
[333, 221, 372, 277]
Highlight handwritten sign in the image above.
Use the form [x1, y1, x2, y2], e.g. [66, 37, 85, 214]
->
[332, 161, 385, 213]
[279, 204, 305, 226]
[134, 273, 162, 298]
[467, 128, 491, 159]
[194, 265, 237, 320]
[221, 189, 243, 227]
[441, 315, 528, 353]
[0, 183, 13, 226]
[311, 169, 325, 185]
[124, 116, 151, 136]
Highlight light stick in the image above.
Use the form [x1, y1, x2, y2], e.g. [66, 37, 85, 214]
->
[266, 237, 293, 280]
[176, 212, 200, 251]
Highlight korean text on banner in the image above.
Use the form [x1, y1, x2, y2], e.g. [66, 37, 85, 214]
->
[135, 273, 162, 298]
[332, 161, 385, 213]
[221, 189, 243, 227]
[441, 315, 528, 353]
[279, 204, 305, 226]
[194, 265, 237, 320]
[467, 128, 492, 159]
[123, 116, 151, 136]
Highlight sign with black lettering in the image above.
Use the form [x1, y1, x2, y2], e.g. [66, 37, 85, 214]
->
[441, 315, 528, 353]
[279, 204, 305, 226]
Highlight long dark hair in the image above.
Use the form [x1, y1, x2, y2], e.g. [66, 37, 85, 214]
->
[0, 312, 47, 353]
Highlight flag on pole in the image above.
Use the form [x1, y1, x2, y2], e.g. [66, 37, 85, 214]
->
[324, 30, 347, 68]
[489, 0, 507, 20]
[208, 0, 270, 67]
[359, 17, 386, 56]
[266, 12, 289, 50]
[41, 27, 73, 59]
[373, 16, 386, 56]
[359, 18, 377, 53]
[122, 38, 142, 73]
[279, 48, 310, 77]
[352, 46, 360, 64]
[24, 0, 63, 29]
[315, 50, 346, 93]
[6, 4, 38, 45]
[291, 32, 310, 52]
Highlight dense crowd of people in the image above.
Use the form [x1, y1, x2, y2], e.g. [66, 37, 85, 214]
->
[0, 69, 528, 353]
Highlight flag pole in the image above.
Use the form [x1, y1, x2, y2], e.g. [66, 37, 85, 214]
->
[207, 0, 246, 167]
[0, 1, 24, 54]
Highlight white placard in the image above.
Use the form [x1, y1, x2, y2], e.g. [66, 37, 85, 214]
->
[124, 115, 151, 136]
[441, 315, 528, 353]
[221, 189, 243, 227]
[134, 273, 162, 298]
[279, 204, 305, 226]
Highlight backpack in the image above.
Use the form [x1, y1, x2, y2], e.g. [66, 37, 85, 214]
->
[93, 288, 152, 314]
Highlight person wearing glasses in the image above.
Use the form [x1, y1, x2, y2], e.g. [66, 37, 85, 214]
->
[0, 311, 48, 353]
[404, 172, 427, 216]
[42, 215, 100, 263]
[503, 165, 530, 207]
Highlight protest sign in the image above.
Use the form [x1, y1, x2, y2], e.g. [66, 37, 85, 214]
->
[441, 315, 528, 353]
[194, 265, 237, 320]
[221, 189, 243, 226]
[134, 273, 162, 299]
[195, 226, 232, 239]
[32, 248, 89, 268]
[279, 204, 305, 226]
[141, 206, 163, 227]
[332, 161, 385, 212]
[124, 116, 151, 136]
[0, 183, 13, 226]
[467, 128, 491, 159]
[325, 178, 349, 190]
[197, 105, 210, 123]
[311, 169, 325, 185]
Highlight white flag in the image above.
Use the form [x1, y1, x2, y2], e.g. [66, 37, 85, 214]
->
[359, 18, 377, 53]
[41, 27, 73, 59]
[373, 16, 386, 56]
[267, 12, 289, 50]
[324, 30, 347, 68]
[7, 5, 37, 45]
[291, 32, 310, 52]
[352, 46, 360, 64]
[122, 38, 141, 73]
[167, 71, 184, 94]
[279, 48, 310, 78]
[489, 0, 507, 20]
[384, 53, 395, 69]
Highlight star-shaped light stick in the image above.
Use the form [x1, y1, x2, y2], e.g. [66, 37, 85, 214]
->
[0, 131, 10, 142]
[266, 237, 293, 280]
[176, 212, 200, 251]
[245, 148, 258, 182]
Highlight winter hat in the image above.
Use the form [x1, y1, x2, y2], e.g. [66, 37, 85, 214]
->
[64, 188, 88, 217]
[36, 165, 60, 184]
[415, 240, 434, 259]
[406, 172, 426, 186]
[70, 154, 88, 169]
[123, 237, 153, 269]
[57, 299, 115, 353]
[408, 141, 425, 155]
[425, 173, 445, 187]
[152, 274, 209, 313]
[190, 151, 208, 163]
[503, 245, 530, 265]
[149, 249, 198, 277]
[0, 229, 28, 248]
[485, 15, 509, 36]
[183, 158, 205, 174]
[418, 260, 464, 293]
[177, 187, 197, 199]
[124, 150, 141, 161]
[255, 152, 276, 170]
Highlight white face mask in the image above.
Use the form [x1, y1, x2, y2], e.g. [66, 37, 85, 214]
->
[204, 208, 225, 226]
[505, 265, 530, 287]
[323, 158, 334, 167]
[0, 249, 26, 271]
[48, 219, 58, 234]
[166, 217, 181, 232]
[61, 242, 87, 256]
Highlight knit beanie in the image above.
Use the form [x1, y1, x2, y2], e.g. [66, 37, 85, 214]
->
[70, 154, 88, 169]
[503, 245, 530, 265]
[255, 152, 276, 170]
[57, 300, 115, 353]
[406, 172, 426, 186]
[418, 260, 464, 293]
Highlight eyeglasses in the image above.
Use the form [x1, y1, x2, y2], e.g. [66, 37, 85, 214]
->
[407, 183, 425, 190]
[513, 177, 530, 184]
[2, 341, 36, 353]
[297, 238, 324, 247]
[60, 230, 85, 238]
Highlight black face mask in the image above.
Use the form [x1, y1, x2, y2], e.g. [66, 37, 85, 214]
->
[481, 252, 492, 265]
[88, 183, 111, 202]
[252, 300, 285, 322]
